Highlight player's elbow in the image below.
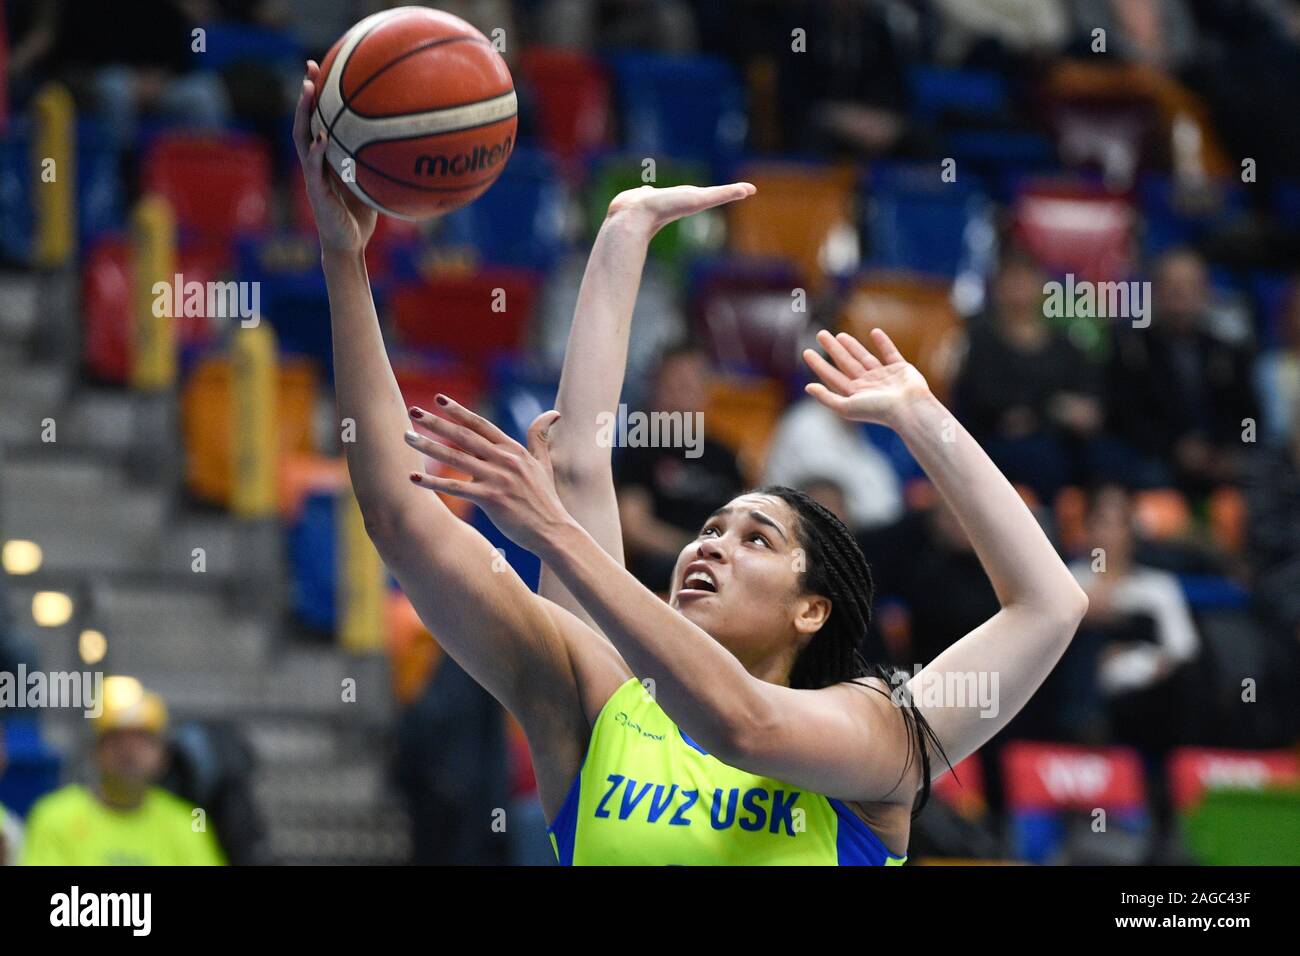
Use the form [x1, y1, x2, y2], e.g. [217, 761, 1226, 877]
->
[548, 443, 610, 493]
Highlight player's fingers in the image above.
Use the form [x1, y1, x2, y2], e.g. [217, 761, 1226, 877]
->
[403, 428, 493, 479]
[525, 410, 561, 472]
[836, 331, 882, 371]
[802, 348, 853, 395]
[805, 382, 849, 415]
[428, 394, 516, 449]
[871, 327, 906, 365]
[292, 75, 315, 161]
[409, 470, 483, 504]
[694, 181, 756, 209]
[816, 328, 867, 379]
[408, 406, 502, 462]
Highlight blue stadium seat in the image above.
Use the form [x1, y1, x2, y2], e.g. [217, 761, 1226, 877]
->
[608, 53, 746, 172]
[193, 22, 303, 73]
[236, 236, 334, 380]
[864, 161, 994, 278]
[1138, 174, 1248, 257]
[435, 147, 570, 271]
[0, 719, 62, 818]
[907, 66, 1010, 124]
[288, 490, 338, 633]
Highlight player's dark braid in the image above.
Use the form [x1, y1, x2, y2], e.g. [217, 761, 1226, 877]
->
[754, 485, 952, 817]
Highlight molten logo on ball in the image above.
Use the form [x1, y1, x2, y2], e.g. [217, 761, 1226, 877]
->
[413, 135, 514, 178]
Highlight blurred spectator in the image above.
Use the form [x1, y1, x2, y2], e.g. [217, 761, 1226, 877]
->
[1243, 394, 1300, 641]
[0, 734, 20, 866]
[931, 0, 1070, 63]
[5, 0, 230, 149]
[764, 397, 903, 533]
[1105, 248, 1258, 495]
[1069, 0, 1199, 72]
[954, 246, 1104, 500]
[394, 655, 509, 865]
[1254, 277, 1300, 444]
[1066, 485, 1201, 753]
[22, 676, 226, 865]
[532, 0, 698, 52]
[614, 342, 744, 591]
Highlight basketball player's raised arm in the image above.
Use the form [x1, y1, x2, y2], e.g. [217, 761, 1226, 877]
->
[293, 65, 622, 770]
[803, 329, 1090, 775]
[540, 183, 754, 629]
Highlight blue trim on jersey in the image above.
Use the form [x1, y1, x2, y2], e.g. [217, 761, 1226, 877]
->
[546, 771, 582, 865]
[828, 798, 898, 865]
[678, 726, 710, 756]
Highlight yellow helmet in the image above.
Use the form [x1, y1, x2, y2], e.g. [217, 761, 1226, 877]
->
[93, 676, 168, 736]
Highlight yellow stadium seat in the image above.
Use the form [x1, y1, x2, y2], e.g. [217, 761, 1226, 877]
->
[839, 271, 964, 403]
[727, 162, 858, 290]
[181, 354, 320, 507]
[705, 377, 786, 486]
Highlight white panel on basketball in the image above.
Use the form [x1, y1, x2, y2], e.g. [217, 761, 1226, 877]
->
[330, 91, 518, 152]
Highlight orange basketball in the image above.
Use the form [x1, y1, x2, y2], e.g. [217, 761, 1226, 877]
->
[310, 6, 517, 221]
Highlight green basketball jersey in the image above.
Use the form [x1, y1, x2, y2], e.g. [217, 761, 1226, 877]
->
[548, 677, 907, 865]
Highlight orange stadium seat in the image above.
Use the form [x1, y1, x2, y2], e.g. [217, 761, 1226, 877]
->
[838, 271, 964, 403]
[727, 162, 858, 290]
[1131, 487, 1191, 540]
[277, 453, 346, 522]
[385, 590, 442, 708]
[1207, 485, 1246, 554]
[180, 353, 319, 506]
[704, 377, 785, 485]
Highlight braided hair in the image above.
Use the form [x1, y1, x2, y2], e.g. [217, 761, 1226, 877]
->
[753, 484, 952, 817]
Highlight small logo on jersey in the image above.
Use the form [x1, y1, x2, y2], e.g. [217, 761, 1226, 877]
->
[413, 135, 513, 178]
[614, 711, 665, 741]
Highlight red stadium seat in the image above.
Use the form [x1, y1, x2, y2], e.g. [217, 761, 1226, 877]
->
[1167, 747, 1300, 812]
[142, 132, 272, 252]
[932, 755, 988, 819]
[390, 268, 540, 364]
[517, 48, 612, 172]
[1010, 179, 1137, 283]
[81, 235, 221, 384]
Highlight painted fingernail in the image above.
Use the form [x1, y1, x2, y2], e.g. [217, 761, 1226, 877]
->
[408, 406, 423, 419]
[435, 394, 449, 406]
[409, 473, 422, 483]
[404, 429, 419, 444]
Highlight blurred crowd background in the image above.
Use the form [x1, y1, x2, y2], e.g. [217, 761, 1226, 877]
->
[2, 0, 1300, 866]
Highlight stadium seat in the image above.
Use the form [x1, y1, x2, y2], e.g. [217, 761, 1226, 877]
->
[727, 162, 859, 290]
[180, 353, 319, 507]
[81, 234, 222, 384]
[1010, 178, 1137, 283]
[277, 453, 345, 522]
[390, 268, 540, 366]
[907, 65, 1011, 126]
[864, 161, 996, 279]
[584, 154, 713, 276]
[1001, 741, 1149, 865]
[1207, 485, 1247, 554]
[517, 48, 612, 171]
[1137, 174, 1248, 257]
[0, 719, 62, 818]
[838, 272, 964, 403]
[386, 590, 441, 707]
[194, 22, 303, 73]
[704, 377, 785, 484]
[692, 274, 812, 381]
[236, 234, 335, 377]
[142, 131, 272, 258]
[434, 147, 569, 271]
[1130, 487, 1191, 540]
[287, 489, 337, 632]
[609, 53, 746, 172]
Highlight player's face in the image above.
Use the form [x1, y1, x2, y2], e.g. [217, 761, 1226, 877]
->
[668, 494, 811, 667]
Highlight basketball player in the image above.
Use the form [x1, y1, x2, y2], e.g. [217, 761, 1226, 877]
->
[295, 63, 1088, 864]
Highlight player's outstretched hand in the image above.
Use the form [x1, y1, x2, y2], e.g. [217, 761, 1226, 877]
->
[293, 60, 378, 255]
[605, 182, 756, 240]
[802, 328, 933, 428]
[403, 396, 571, 556]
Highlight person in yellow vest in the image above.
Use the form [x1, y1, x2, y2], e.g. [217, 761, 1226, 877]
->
[21, 676, 226, 866]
